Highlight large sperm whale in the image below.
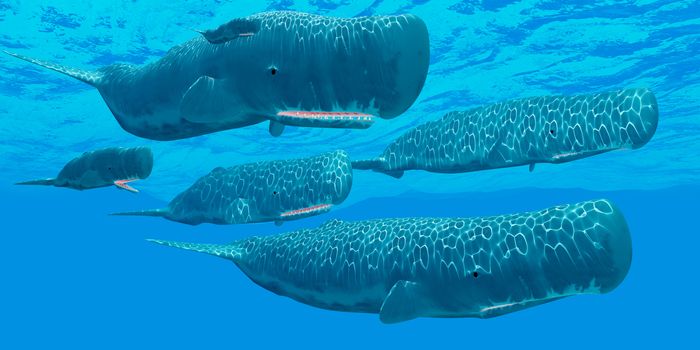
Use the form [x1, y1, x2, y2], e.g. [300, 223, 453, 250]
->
[352, 88, 658, 178]
[5, 11, 429, 140]
[113, 150, 352, 225]
[16, 146, 153, 193]
[150, 199, 632, 323]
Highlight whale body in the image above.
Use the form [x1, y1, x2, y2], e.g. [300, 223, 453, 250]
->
[150, 199, 632, 323]
[16, 146, 153, 193]
[114, 150, 352, 225]
[6, 11, 430, 140]
[352, 88, 658, 178]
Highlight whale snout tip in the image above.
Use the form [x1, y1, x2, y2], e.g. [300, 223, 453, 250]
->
[595, 199, 633, 294]
[130, 147, 154, 179]
[625, 88, 659, 149]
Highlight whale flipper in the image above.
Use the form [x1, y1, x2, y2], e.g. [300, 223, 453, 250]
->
[198, 18, 261, 44]
[380, 280, 430, 324]
[16, 178, 56, 186]
[3, 51, 101, 86]
[269, 121, 285, 137]
[351, 158, 404, 179]
[180, 76, 233, 123]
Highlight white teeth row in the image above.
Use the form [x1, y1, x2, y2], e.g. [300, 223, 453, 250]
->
[281, 204, 331, 217]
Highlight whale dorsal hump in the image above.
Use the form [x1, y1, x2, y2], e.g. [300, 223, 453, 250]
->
[380, 280, 430, 324]
[199, 18, 261, 44]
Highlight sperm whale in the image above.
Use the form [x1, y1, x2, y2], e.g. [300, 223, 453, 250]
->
[113, 150, 352, 225]
[352, 88, 658, 178]
[150, 199, 632, 323]
[5, 11, 429, 140]
[16, 146, 153, 193]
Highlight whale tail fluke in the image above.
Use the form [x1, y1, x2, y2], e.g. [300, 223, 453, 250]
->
[351, 158, 404, 179]
[3, 50, 102, 86]
[110, 208, 168, 217]
[16, 178, 56, 186]
[147, 239, 242, 261]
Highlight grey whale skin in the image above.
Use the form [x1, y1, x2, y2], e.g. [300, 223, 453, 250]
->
[114, 150, 352, 225]
[16, 147, 153, 193]
[150, 199, 632, 323]
[5, 11, 429, 140]
[353, 88, 658, 178]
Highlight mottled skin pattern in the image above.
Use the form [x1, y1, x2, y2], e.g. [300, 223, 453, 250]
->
[151, 199, 632, 323]
[16, 147, 153, 190]
[353, 88, 658, 177]
[7, 11, 429, 140]
[116, 150, 352, 225]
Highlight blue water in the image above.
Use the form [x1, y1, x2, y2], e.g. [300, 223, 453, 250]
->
[0, 1, 698, 349]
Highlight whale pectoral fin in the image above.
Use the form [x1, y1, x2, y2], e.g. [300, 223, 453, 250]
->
[198, 18, 261, 44]
[529, 163, 535, 172]
[269, 121, 285, 137]
[379, 280, 430, 324]
[378, 169, 404, 179]
[268, 111, 375, 130]
[180, 76, 232, 123]
[114, 179, 139, 193]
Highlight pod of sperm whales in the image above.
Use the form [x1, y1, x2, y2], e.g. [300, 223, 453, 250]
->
[149, 199, 632, 323]
[353, 88, 658, 178]
[113, 150, 352, 225]
[5, 11, 429, 140]
[16, 147, 153, 193]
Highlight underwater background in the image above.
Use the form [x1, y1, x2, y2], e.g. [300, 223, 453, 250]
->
[0, 0, 697, 349]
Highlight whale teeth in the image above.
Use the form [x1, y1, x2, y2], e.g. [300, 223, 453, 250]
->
[272, 111, 375, 129]
[280, 203, 332, 218]
[277, 111, 374, 122]
[114, 179, 139, 193]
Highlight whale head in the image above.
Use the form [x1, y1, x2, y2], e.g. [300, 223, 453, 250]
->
[542, 88, 658, 163]
[155, 150, 352, 225]
[182, 11, 429, 134]
[54, 147, 153, 190]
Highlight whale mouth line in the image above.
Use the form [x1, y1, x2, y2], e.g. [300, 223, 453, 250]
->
[114, 178, 140, 193]
[280, 203, 332, 217]
[276, 111, 375, 122]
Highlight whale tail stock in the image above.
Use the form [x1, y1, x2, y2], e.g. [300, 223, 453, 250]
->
[15, 178, 56, 186]
[351, 157, 404, 179]
[147, 239, 243, 261]
[110, 208, 168, 217]
[3, 50, 102, 86]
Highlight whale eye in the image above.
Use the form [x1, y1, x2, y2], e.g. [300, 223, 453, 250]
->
[472, 271, 479, 278]
[270, 67, 277, 76]
[549, 129, 555, 135]
[273, 191, 278, 195]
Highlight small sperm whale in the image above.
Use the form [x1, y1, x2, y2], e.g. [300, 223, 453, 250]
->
[113, 150, 352, 225]
[5, 11, 429, 140]
[149, 199, 632, 323]
[352, 88, 658, 178]
[16, 146, 153, 193]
